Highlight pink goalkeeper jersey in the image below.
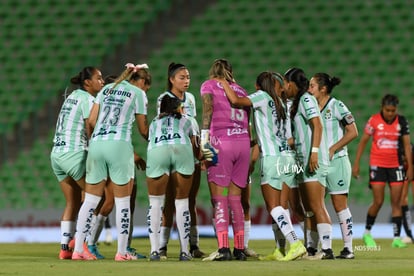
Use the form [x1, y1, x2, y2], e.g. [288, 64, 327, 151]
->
[200, 79, 250, 141]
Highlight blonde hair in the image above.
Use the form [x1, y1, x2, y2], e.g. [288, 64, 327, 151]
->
[112, 64, 151, 90]
[208, 59, 234, 82]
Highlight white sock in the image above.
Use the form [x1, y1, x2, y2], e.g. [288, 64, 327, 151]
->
[270, 206, 297, 244]
[74, 193, 101, 253]
[244, 220, 251, 248]
[317, 223, 332, 250]
[148, 195, 165, 253]
[284, 208, 299, 243]
[60, 221, 74, 245]
[190, 225, 199, 247]
[159, 226, 171, 249]
[337, 208, 353, 249]
[175, 198, 190, 255]
[88, 214, 107, 245]
[115, 196, 131, 255]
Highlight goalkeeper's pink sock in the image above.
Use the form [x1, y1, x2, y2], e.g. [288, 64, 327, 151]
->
[229, 195, 244, 250]
[212, 195, 229, 248]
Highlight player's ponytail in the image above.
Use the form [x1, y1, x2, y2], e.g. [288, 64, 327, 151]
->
[312, 73, 341, 94]
[70, 66, 97, 90]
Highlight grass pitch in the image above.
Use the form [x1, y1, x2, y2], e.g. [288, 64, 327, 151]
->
[0, 238, 413, 276]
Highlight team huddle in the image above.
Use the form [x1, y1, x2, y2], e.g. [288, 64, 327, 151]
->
[50, 59, 413, 262]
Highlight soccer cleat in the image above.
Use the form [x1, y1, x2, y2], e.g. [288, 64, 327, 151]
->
[159, 246, 167, 260]
[320, 248, 335, 260]
[72, 251, 97, 260]
[212, 248, 232, 261]
[336, 247, 355, 259]
[190, 245, 205, 258]
[281, 241, 307, 261]
[88, 244, 105, 259]
[127, 246, 146, 259]
[114, 252, 138, 261]
[244, 247, 258, 258]
[301, 247, 318, 260]
[259, 247, 285, 261]
[363, 233, 377, 248]
[202, 250, 220, 261]
[233, 248, 247, 261]
[306, 247, 317, 256]
[149, 251, 160, 261]
[59, 249, 73, 260]
[392, 237, 408, 248]
[179, 252, 193, 261]
[402, 236, 414, 244]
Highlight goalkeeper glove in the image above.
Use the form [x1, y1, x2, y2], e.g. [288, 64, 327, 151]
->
[201, 129, 219, 165]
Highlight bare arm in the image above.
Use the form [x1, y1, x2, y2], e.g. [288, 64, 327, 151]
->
[201, 94, 213, 129]
[352, 132, 371, 178]
[329, 122, 358, 159]
[402, 134, 413, 182]
[249, 143, 260, 175]
[218, 78, 252, 107]
[136, 114, 148, 140]
[308, 116, 323, 173]
[87, 103, 100, 139]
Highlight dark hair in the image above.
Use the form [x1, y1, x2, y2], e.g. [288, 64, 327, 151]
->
[167, 62, 187, 90]
[208, 58, 234, 82]
[381, 94, 399, 107]
[284, 67, 309, 118]
[159, 95, 182, 120]
[70, 66, 98, 90]
[104, 75, 118, 85]
[256, 71, 286, 123]
[312, 73, 341, 94]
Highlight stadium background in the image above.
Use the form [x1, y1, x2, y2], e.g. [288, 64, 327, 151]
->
[0, 0, 413, 229]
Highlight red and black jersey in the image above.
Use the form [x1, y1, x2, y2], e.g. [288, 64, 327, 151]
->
[364, 112, 409, 168]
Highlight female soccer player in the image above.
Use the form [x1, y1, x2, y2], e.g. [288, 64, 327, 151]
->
[146, 95, 198, 261]
[220, 71, 307, 261]
[285, 67, 334, 259]
[352, 94, 413, 248]
[72, 62, 148, 261]
[86, 67, 151, 259]
[200, 59, 250, 261]
[156, 62, 205, 259]
[51, 66, 104, 259]
[309, 73, 358, 259]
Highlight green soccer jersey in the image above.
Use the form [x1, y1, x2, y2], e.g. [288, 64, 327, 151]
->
[147, 114, 196, 150]
[90, 80, 147, 143]
[52, 89, 95, 153]
[248, 90, 291, 156]
[320, 97, 353, 159]
[293, 92, 329, 166]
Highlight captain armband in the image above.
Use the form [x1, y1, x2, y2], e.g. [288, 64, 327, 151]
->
[341, 114, 355, 126]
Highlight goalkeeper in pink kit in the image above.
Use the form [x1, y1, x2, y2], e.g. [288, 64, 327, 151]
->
[200, 59, 250, 261]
